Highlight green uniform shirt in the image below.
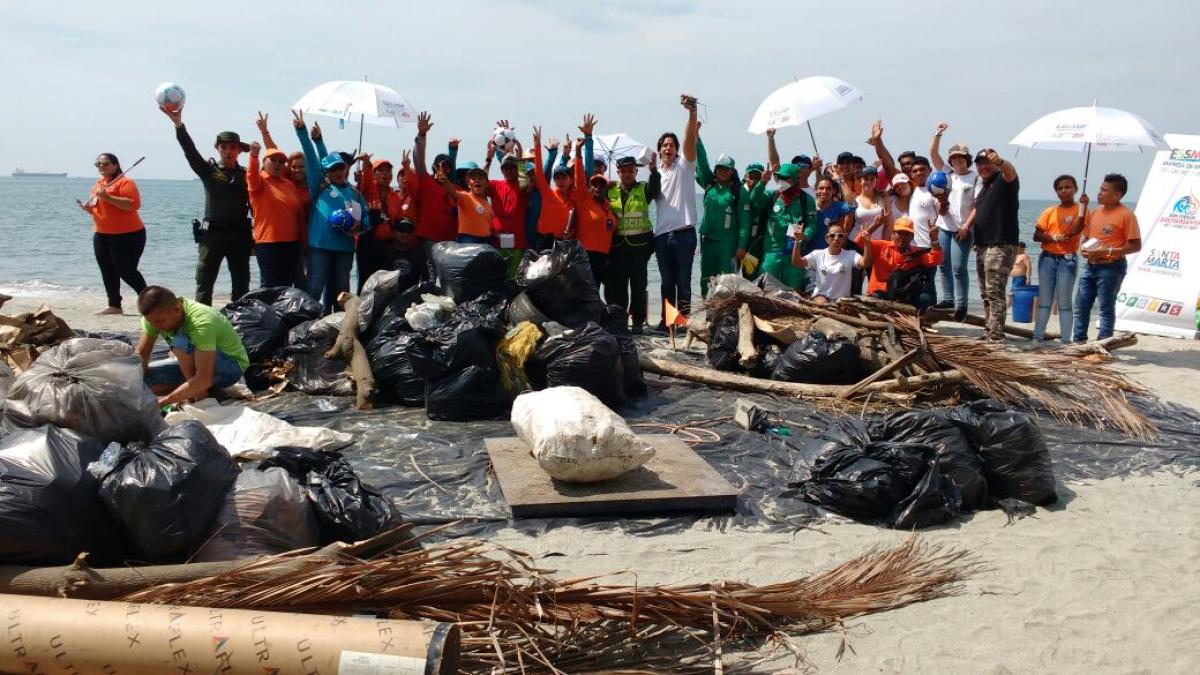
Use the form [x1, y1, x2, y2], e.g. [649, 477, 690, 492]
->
[141, 298, 250, 372]
[695, 137, 752, 247]
[751, 181, 818, 258]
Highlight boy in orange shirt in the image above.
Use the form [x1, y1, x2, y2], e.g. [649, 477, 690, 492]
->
[1072, 173, 1141, 342]
[857, 216, 943, 313]
[1031, 174, 1086, 344]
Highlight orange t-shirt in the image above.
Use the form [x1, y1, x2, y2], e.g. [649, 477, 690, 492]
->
[533, 145, 571, 238]
[453, 190, 494, 238]
[1036, 204, 1083, 255]
[572, 160, 614, 254]
[88, 177, 144, 235]
[1084, 204, 1140, 264]
[859, 235, 943, 295]
[247, 156, 304, 243]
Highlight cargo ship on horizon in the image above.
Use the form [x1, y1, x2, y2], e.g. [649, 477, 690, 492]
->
[11, 167, 67, 178]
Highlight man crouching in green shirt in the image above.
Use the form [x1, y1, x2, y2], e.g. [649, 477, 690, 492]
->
[135, 286, 249, 406]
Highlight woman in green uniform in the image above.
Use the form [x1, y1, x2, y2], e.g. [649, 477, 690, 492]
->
[695, 136, 752, 297]
[749, 164, 818, 290]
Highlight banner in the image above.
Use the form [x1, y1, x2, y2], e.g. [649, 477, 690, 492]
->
[1114, 133, 1200, 339]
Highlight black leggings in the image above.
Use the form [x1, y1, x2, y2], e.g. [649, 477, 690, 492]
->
[93, 230, 147, 308]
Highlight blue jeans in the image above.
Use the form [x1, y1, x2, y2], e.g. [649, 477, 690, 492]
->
[654, 227, 697, 320]
[1072, 259, 1127, 342]
[1033, 253, 1077, 343]
[937, 228, 972, 309]
[144, 333, 244, 390]
[306, 247, 355, 314]
[255, 241, 301, 289]
[456, 234, 491, 244]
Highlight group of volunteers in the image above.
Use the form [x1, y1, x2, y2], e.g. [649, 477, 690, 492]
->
[77, 93, 1145, 397]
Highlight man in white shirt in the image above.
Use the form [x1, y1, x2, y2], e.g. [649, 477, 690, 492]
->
[906, 157, 937, 251]
[651, 94, 700, 329]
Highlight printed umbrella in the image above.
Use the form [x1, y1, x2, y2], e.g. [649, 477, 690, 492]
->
[592, 133, 651, 176]
[1009, 104, 1168, 191]
[747, 76, 864, 155]
[293, 80, 417, 153]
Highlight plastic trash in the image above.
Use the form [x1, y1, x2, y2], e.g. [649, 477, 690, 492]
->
[600, 305, 646, 398]
[525, 322, 625, 407]
[497, 322, 543, 395]
[0, 361, 12, 399]
[512, 386, 654, 482]
[357, 269, 406, 335]
[888, 464, 963, 529]
[366, 329, 426, 406]
[516, 240, 606, 327]
[220, 298, 285, 362]
[431, 242, 507, 304]
[0, 425, 126, 565]
[258, 447, 402, 545]
[409, 292, 506, 380]
[163, 398, 354, 461]
[706, 314, 741, 372]
[240, 287, 322, 328]
[286, 351, 354, 397]
[404, 294, 457, 332]
[7, 338, 166, 444]
[365, 280, 438, 341]
[950, 400, 1057, 506]
[870, 410, 989, 510]
[771, 331, 862, 385]
[284, 312, 345, 355]
[425, 366, 511, 421]
[192, 467, 320, 562]
[506, 292, 549, 327]
[90, 420, 239, 562]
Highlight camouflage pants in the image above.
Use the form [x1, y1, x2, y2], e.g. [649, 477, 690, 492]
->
[976, 244, 1018, 340]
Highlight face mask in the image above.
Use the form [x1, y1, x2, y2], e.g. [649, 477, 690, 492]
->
[775, 178, 794, 191]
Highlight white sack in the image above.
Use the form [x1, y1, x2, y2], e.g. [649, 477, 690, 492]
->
[164, 398, 353, 461]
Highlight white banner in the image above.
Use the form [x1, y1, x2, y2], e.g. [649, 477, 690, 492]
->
[1114, 133, 1200, 339]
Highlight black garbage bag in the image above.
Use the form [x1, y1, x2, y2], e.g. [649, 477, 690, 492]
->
[771, 331, 862, 385]
[367, 329, 426, 406]
[409, 291, 506, 379]
[749, 343, 783, 379]
[220, 298, 285, 362]
[871, 410, 989, 510]
[240, 287, 322, 328]
[431, 242, 507, 304]
[258, 447, 401, 544]
[357, 269, 407, 335]
[285, 352, 354, 397]
[284, 312, 344, 355]
[0, 425, 126, 565]
[7, 338, 166, 444]
[600, 305, 646, 398]
[526, 322, 625, 407]
[192, 467, 321, 562]
[517, 240, 606, 327]
[507, 291, 549, 327]
[365, 281, 439, 342]
[888, 465, 963, 529]
[90, 421, 239, 562]
[950, 400, 1057, 506]
[425, 366, 512, 421]
[706, 314, 741, 372]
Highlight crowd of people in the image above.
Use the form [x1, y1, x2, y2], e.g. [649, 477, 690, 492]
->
[80, 94, 1143, 353]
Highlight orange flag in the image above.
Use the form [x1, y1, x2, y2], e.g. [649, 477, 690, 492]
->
[663, 299, 689, 328]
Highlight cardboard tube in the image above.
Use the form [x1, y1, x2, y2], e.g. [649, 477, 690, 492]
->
[0, 594, 459, 674]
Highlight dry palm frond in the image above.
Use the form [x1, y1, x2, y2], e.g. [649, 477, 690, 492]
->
[122, 535, 974, 674]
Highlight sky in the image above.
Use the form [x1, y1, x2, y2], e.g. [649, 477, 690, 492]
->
[2, 0, 1197, 199]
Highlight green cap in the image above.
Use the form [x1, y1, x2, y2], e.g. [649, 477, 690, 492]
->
[714, 154, 736, 170]
[745, 163, 765, 174]
[775, 163, 801, 180]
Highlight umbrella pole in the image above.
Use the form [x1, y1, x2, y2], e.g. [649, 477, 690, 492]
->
[1082, 141, 1092, 194]
[806, 121, 820, 157]
[357, 114, 365, 156]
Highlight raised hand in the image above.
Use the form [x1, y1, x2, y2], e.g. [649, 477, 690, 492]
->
[766, 127, 776, 139]
[487, 138, 498, 156]
[867, 118, 883, 146]
[417, 111, 433, 136]
[934, 121, 949, 136]
[579, 113, 597, 136]
[983, 149, 1002, 166]
[401, 150, 412, 170]
[448, 137, 461, 150]
[532, 126, 542, 149]
[545, 135, 558, 152]
[291, 109, 305, 129]
[160, 105, 183, 127]
[811, 156, 823, 173]
[680, 93, 698, 111]
[311, 121, 322, 141]
[574, 136, 586, 152]
[495, 119, 511, 131]
[249, 141, 261, 158]
[256, 111, 269, 134]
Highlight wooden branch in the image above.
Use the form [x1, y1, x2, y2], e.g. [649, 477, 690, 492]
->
[638, 354, 963, 400]
[736, 303, 757, 368]
[838, 347, 922, 400]
[953, 311, 1059, 340]
[1059, 332, 1138, 357]
[323, 292, 375, 410]
[348, 336, 376, 410]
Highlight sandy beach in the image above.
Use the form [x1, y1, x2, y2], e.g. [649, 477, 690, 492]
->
[4, 292, 1199, 673]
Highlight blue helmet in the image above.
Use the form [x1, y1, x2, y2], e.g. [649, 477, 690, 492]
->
[328, 208, 355, 234]
[928, 171, 950, 195]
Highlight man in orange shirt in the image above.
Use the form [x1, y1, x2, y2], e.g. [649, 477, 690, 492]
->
[1072, 173, 1141, 342]
[857, 217, 943, 313]
[80, 153, 147, 315]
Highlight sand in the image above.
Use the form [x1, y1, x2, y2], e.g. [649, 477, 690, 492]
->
[4, 291, 1199, 673]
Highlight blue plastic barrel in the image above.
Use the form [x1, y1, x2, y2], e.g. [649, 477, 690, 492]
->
[1011, 284, 1039, 323]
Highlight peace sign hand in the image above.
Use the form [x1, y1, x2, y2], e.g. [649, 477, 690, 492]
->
[256, 111, 269, 134]
[291, 109, 305, 129]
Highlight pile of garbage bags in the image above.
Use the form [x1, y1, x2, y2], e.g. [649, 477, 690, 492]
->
[791, 399, 1057, 529]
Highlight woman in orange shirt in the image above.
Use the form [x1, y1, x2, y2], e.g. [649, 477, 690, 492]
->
[246, 142, 305, 288]
[1031, 174, 1086, 344]
[436, 164, 495, 243]
[570, 156, 617, 288]
[80, 153, 147, 315]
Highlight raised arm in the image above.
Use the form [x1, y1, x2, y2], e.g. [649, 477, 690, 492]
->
[694, 135, 714, 188]
[766, 128, 781, 170]
[646, 150, 662, 201]
[413, 111, 432, 177]
[982, 148, 1017, 183]
[577, 114, 597, 179]
[309, 121, 328, 160]
[929, 122, 948, 172]
[867, 119, 897, 177]
[256, 112, 277, 150]
[532, 127, 552, 196]
[681, 94, 699, 163]
[292, 110, 323, 198]
[246, 143, 264, 192]
[161, 106, 209, 179]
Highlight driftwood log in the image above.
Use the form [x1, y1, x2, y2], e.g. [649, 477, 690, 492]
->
[324, 292, 375, 410]
[736, 303, 757, 368]
[639, 353, 964, 400]
[1060, 332, 1138, 356]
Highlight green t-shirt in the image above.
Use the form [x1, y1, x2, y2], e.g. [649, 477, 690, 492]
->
[141, 298, 250, 372]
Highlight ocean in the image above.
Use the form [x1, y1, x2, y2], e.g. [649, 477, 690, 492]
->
[0, 176, 1069, 313]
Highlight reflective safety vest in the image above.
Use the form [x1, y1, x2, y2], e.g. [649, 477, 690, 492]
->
[608, 183, 652, 237]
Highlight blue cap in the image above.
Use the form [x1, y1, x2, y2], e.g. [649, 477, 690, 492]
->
[456, 161, 480, 172]
[552, 165, 571, 177]
[321, 153, 348, 170]
[791, 155, 812, 168]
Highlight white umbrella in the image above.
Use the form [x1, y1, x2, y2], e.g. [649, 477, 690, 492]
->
[1009, 105, 1168, 191]
[293, 80, 417, 153]
[747, 76, 864, 155]
[592, 133, 651, 176]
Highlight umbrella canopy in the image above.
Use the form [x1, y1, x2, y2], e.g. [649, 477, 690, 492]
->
[747, 76, 864, 135]
[593, 133, 651, 163]
[292, 80, 417, 128]
[1009, 106, 1168, 152]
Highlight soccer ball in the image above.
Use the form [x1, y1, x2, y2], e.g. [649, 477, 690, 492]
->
[155, 82, 186, 112]
[492, 126, 517, 152]
[927, 171, 950, 195]
[327, 208, 355, 234]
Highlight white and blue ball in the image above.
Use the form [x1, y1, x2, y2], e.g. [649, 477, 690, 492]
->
[492, 126, 518, 152]
[155, 82, 187, 111]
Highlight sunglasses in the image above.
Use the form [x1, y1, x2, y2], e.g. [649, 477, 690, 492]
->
[827, 233, 846, 240]
[95, 161, 111, 167]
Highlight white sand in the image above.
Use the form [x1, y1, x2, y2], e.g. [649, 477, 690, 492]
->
[5, 292, 1200, 673]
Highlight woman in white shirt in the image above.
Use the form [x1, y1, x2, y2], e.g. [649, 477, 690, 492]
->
[929, 122, 978, 315]
[790, 224, 864, 304]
